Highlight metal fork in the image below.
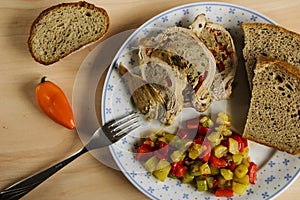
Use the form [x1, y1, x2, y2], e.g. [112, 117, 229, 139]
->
[0, 112, 142, 200]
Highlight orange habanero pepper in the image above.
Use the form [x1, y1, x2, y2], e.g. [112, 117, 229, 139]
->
[36, 76, 76, 129]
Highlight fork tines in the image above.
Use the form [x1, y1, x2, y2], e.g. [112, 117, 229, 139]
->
[108, 112, 142, 138]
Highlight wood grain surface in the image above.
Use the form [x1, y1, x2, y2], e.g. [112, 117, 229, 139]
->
[0, 0, 299, 199]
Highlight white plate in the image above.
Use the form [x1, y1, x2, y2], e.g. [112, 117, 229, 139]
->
[74, 2, 300, 200]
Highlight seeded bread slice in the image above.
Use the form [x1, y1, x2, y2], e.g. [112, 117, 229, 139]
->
[242, 23, 300, 89]
[28, 1, 109, 65]
[243, 56, 300, 155]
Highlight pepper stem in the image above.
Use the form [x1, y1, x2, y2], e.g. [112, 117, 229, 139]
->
[40, 76, 47, 83]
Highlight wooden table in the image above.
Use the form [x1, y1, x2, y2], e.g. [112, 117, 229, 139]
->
[1, 0, 299, 199]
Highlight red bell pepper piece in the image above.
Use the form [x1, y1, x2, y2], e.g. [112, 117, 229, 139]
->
[193, 135, 204, 144]
[136, 143, 154, 161]
[186, 118, 199, 129]
[248, 162, 257, 184]
[231, 134, 244, 153]
[212, 179, 220, 189]
[210, 155, 228, 168]
[170, 161, 187, 178]
[154, 141, 169, 160]
[228, 162, 236, 171]
[200, 150, 211, 163]
[221, 139, 229, 148]
[215, 189, 234, 197]
[177, 129, 189, 139]
[197, 124, 211, 135]
[242, 137, 248, 148]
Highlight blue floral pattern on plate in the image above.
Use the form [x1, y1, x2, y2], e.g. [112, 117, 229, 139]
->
[101, 2, 300, 200]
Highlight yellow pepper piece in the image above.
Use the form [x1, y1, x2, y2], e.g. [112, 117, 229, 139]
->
[229, 138, 239, 154]
[220, 169, 233, 180]
[232, 154, 243, 165]
[232, 181, 248, 195]
[234, 164, 248, 179]
[214, 145, 228, 158]
[234, 174, 250, 185]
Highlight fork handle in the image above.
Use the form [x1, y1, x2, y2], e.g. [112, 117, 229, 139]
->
[0, 147, 88, 200]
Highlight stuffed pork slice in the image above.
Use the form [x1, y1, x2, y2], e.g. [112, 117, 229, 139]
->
[118, 63, 179, 125]
[190, 13, 238, 101]
[139, 57, 187, 109]
[139, 27, 216, 112]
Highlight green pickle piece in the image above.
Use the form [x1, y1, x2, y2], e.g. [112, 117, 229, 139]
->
[197, 179, 208, 191]
[163, 132, 175, 143]
[217, 175, 229, 187]
[205, 177, 215, 189]
[157, 136, 167, 143]
[169, 136, 185, 149]
[190, 161, 202, 176]
[188, 143, 202, 160]
[153, 160, 171, 181]
[144, 156, 159, 173]
[190, 161, 211, 176]
[210, 166, 220, 175]
[182, 171, 194, 184]
[170, 150, 186, 162]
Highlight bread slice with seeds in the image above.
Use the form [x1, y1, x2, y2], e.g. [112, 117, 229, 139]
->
[243, 56, 300, 155]
[28, 1, 109, 65]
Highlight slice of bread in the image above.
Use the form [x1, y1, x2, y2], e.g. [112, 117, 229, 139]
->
[242, 23, 300, 89]
[28, 1, 109, 65]
[243, 56, 300, 155]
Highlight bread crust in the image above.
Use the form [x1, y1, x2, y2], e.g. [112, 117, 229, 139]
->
[244, 135, 300, 155]
[242, 22, 300, 39]
[28, 1, 110, 65]
[257, 56, 300, 79]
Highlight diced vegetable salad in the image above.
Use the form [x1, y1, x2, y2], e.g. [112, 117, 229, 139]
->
[135, 112, 257, 197]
